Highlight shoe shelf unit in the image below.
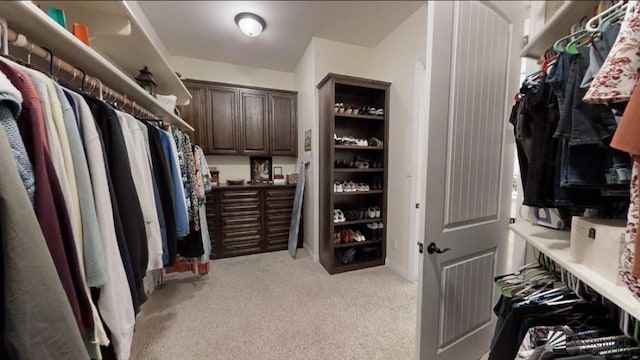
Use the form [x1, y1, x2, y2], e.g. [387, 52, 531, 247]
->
[318, 73, 390, 274]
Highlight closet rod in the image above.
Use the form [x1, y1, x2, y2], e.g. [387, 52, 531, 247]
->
[4, 28, 157, 119]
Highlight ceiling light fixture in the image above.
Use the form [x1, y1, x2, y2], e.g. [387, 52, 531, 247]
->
[235, 12, 266, 37]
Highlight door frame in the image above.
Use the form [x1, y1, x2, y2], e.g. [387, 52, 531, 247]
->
[409, 56, 428, 282]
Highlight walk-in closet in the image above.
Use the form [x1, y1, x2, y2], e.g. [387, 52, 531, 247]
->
[3, 1, 640, 360]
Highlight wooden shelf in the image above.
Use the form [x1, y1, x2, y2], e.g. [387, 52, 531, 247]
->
[333, 218, 383, 226]
[0, 1, 193, 131]
[334, 239, 383, 248]
[331, 258, 385, 274]
[510, 221, 640, 320]
[334, 168, 384, 173]
[334, 113, 385, 120]
[32, 1, 191, 105]
[334, 145, 384, 150]
[334, 190, 383, 196]
[520, 1, 599, 59]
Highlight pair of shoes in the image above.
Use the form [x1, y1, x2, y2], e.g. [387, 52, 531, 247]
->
[355, 160, 369, 169]
[368, 137, 384, 147]
[353, 230, 366, 242]
[340, 229, 354, 243]
[335, 103, 345, 113]
[342, 181, 357, 192]
[340, 248, 356, 264]
[370, 179, 383, 190]
[334, 182, 343, 192]
[356, 183, 370, 192]
[333, 209, 346, 223]
[366, 222, 384, 240]
[370, 160, 383, 168]
[367, 206, 381, 218]
[346, 208, 368, 221]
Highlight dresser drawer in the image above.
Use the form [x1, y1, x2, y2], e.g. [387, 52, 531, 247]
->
[265, 222, 290, 238]
[220, 189, 260, 201]
[221, 235, 262, 257]
[220, 214, 261, 230]
[265, 200, 293, 214]
[265, 212, 292, 225]
[265, 188, 295, 200]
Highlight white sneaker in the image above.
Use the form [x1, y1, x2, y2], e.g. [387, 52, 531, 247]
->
[335, 182, 343, 193]
[374, 206, 381, 218]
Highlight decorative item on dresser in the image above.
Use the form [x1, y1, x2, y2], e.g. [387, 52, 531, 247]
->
[205, 184, 303, 259]
[179, 79, 298, 156]
[250, 156, 273, 183]
[317, 73, 390, 274]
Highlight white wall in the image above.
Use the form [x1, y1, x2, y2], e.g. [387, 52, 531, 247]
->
[170, 55, 295, 90]
[293, 40, 317, 259]
[369, 4, 428, 280]
[170, 55, 298, 182]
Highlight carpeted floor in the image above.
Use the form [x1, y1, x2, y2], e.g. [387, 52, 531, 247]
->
[130, 250, 417, 360]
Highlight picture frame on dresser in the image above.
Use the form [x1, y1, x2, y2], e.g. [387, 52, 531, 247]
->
[250, 156, 273, 183]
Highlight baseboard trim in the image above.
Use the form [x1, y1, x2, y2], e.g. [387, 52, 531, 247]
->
[303, 243, 319, 262]
[386, 257, 414, 282]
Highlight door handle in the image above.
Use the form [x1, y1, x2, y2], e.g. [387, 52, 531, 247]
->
[427, 242, 450, 255]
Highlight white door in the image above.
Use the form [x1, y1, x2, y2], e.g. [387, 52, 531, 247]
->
[416, 1, 525, 359]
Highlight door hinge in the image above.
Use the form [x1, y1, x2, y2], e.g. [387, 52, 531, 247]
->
[415, 203, 420, 209]
[417, 242, 424, 254]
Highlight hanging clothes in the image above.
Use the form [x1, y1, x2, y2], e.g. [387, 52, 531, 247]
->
[84, 95, 148, 312]
[0, 59, 95, 337]
[0, 122, 89, 359]
[67, 90, 135, 360]
[142, 121, 178, 266]
[583, 3, 640, 104]
[159, 128, 189, 237]
[116, 111, 163, 271]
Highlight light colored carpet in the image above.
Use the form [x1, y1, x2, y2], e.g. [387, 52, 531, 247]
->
[130, 250, 417, 360]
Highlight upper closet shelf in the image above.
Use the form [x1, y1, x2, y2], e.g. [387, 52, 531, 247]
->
[0, 1, 193, 131]
[510, 221, 640, 321]
[520, 1, 600, 59]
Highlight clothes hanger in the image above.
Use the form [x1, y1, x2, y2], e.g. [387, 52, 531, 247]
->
[586, 0, 627, 32]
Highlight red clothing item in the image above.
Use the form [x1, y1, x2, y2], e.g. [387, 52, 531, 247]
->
[0, 60, 93, 334]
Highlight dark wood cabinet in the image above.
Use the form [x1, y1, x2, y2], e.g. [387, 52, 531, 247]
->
[206, 184, 303, 259]
[269, 93, 297, 156]
[181, 83, 212, 153]
[239, 90, 269, 155]
[207, 87, 239, 155]
[181, 79, 297, 156]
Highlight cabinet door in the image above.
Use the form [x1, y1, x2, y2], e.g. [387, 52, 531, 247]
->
[239, 90, 269, 155]
[180, 83, 211, 151]
[206, 86, 239, 155]
[269, 93, 297, 156]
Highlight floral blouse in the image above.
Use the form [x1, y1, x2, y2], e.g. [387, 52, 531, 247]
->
[584, 4, 640, 104]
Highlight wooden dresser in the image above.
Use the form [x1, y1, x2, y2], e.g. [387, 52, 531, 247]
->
[205, 184, 303, 259]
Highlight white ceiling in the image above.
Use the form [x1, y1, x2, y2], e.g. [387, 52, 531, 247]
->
[138, 1, 424, 72]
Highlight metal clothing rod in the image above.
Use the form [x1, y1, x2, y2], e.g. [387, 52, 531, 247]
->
[4, 28, 157, 119]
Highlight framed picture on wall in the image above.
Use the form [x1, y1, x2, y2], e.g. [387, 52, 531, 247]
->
[250, 156, 273, 183]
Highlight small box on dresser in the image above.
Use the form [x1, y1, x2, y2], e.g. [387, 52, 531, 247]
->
[569, 217, 626, 285]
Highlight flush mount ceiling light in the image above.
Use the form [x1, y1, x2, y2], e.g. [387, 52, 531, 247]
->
[235, 12, 266, 37]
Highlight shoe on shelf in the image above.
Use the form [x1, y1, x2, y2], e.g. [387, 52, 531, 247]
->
[374, 206, 381, 218]
[341, 248, 356, 264]
[375, 108, 384, 116]
[368, 107, 377, 115]
[377, 222, 384, 238]
[355, 230, 366, 242]
[334, 230, 342, 244]
[358, 183, 370, 192]
[334, 182, 343, 193]
[333, 209, 346, 223]
[368, 137, 383, 147]
[368, 207, 377, 219]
